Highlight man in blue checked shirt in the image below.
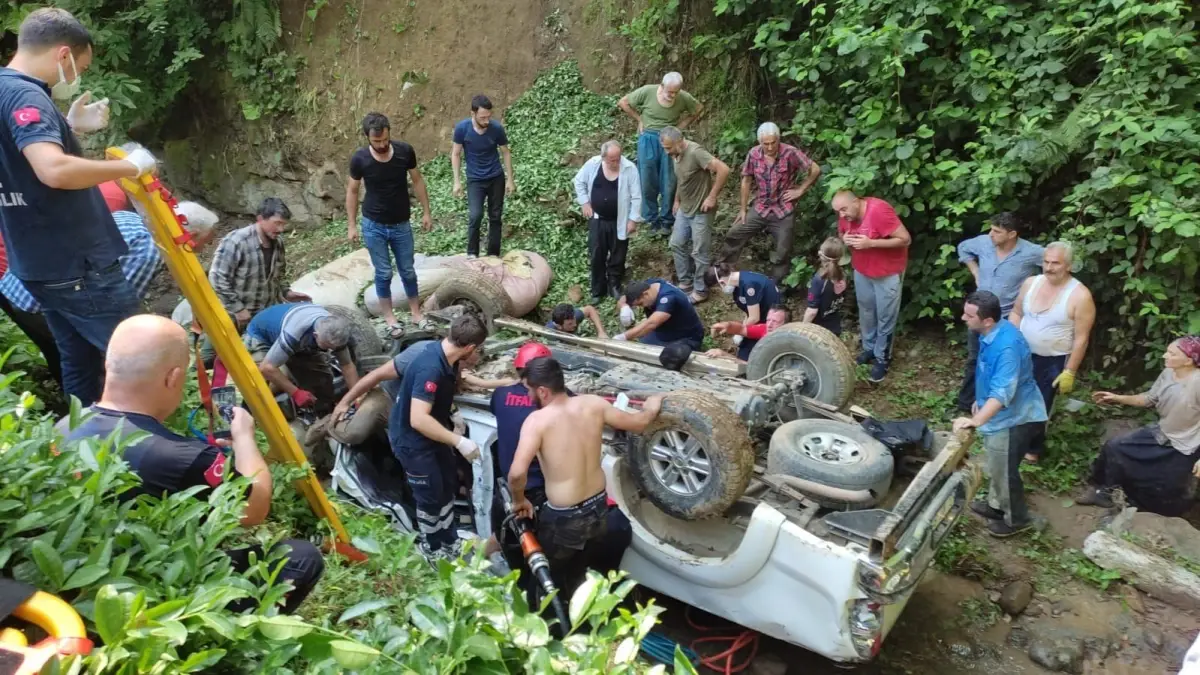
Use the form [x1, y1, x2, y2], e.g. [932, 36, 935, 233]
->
[953, 290, 1047, 538]
[0, 182, 216, 396]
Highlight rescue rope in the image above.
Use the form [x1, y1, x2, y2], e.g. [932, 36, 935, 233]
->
[684, 606, 761, 674]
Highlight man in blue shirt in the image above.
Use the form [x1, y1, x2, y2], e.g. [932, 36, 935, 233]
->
[0, 8, 157, 405]
[955, 213, 1045, 412]
[450, 95, 515, 258]
[953, 290, 1048, 538]
[704, 264, 780, 361]
[615, 278, 705, 350]
[391, 314, 489, 555]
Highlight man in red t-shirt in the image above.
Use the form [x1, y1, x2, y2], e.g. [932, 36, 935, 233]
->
[833, 190, 911, 382]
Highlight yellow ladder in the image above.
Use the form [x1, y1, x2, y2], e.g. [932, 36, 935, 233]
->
[106, 147, 351, 547]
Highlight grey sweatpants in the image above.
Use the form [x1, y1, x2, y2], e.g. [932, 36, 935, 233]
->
[853, 270, 903, 362]
[983, 423, 1038, 526]
[671, 211, 713, 293]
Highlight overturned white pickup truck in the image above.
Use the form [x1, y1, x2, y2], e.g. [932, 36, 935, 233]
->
[329, 281, 979, 665]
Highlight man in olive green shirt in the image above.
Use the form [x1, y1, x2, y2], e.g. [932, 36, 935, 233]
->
[618, 72, 703, 237]
[660, 127, 730, 303]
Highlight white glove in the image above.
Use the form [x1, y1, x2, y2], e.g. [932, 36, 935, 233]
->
[122, 148, 157, 177]
[612, 333, 627, 341]
[455, 436, 480, 462]
[66, 92, 110, 133]
[732, 335, 744, 346]
[619, 305, 635, 328]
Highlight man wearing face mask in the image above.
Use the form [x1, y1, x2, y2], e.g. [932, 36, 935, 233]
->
[0, 8, 157, 406]
[703, 263, 782, 361]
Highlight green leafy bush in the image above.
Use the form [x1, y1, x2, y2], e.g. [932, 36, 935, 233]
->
[0, 346, 688, 673]
[615, 0, 1200, 372]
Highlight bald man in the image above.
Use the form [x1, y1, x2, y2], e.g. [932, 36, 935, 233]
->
[57, 314, 324, 614]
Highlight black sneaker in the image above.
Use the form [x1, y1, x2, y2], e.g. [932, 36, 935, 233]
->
[1075, 487, 1114, 508]
[609, 286, 623, 300]
[591, 294, 604, 304]
[987, 519, 1033, 538]
[856, 351, 876, 366]
[970, 501, 1005, 520]
[868, 360, 889, 383]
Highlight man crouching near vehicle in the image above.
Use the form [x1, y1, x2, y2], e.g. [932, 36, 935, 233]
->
[57, 315, 324, 614]
[508, 357, 663, 599]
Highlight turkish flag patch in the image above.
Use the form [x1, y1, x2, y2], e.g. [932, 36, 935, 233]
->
[424, 381, 438, 393]
[203, 452, 227, 487]
[13, 107, 41, 127]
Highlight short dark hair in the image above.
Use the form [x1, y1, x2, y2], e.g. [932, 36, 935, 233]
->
[768, 304, 790, 318]
[523, 356, 565, 393]
[361, 112, 390, 137]
[966, 290, 1002, 323]
[18, 8, 92, 53]
[703, 263, 734, 290]
[448, 313, 488, 347]
[470, 95, 493, 112]
[551, 303, 576, 326]
[257, 197, 291, 221]
[624, 280, 652, 305]
[990, 212, 1026, 235]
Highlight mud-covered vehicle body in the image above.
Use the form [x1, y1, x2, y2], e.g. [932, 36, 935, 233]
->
[330, 297, 980, 664]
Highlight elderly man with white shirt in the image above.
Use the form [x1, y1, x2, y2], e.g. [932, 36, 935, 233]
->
[1008, 241, 1096, 462]
[573, 141, 642, 302]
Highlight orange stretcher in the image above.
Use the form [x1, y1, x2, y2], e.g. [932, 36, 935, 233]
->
[105, 147, 353, 550]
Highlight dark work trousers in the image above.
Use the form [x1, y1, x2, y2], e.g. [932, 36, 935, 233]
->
[0, 292, 63, 385]
[396, 443, 460, 551]
[22, 260, 140, 406]
[226, 539, 326, 615]
[536, 490, 609, 608]
[718, 209, 796, 283]
[587, 217, 628, 299]
[1027, 353, 1068, 460]
[467, 175, 506, 257]
[956, 329, 981, 413]
[1090, 425, 1196, 517]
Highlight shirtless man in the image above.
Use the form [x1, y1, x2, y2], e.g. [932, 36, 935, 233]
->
[508, 357, 663, 597]
[1009, 241, 1096, 462]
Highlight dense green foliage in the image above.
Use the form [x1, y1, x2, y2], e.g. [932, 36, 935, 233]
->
[615, 0, 1200, 371]
[0, 349, 687, 674]
[0, 0, 299, 138]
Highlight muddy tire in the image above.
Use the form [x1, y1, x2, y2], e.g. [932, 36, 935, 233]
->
[745, 322, 855, 419]
[325, 305, 385, 357]
[432, 270, 513, 328]
[767, 418, 893, 508]
[628, 391, 755, 520]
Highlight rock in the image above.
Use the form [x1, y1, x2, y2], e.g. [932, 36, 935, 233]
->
[1082, 636, 1111, 660]
[1008, 627, 1032, 649]
[988, 590, 1001, 603]
[1029, 637, 1085, 674]
[1121, 510, 1200, 563]
[1119, 584, 1146, 614]
[949, 642, 972, 658]
[748, 652, 786, 675]
[1051, 600, 1071, 617]
[1083, 530, 1200, 612]
[999, 581, 1035, 615]
[1166, 636, 1192, 663]
[1143, 628, 1164, 652]
[1025, 603, 1045, 618]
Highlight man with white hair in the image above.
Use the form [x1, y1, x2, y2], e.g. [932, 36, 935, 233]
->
[618, 73, 703, 237]
[572, 140, 642, 301]
[1008, 241, 1096, 462]
[0, 182, 214, 394]
[243, 302, 361, 418]
[719, 122, 822, 283]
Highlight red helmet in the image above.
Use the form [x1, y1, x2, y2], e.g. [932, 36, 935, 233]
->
[98, 181, 128, 213]
[514, 342, 552, 369]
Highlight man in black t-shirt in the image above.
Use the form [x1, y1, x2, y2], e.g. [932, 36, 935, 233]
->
[346, 112, 432, 333]
[58, 315, 324, 614]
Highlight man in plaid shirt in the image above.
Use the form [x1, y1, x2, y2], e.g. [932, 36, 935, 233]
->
[207, 197, 310, 333]
[718, 122, 822, 283]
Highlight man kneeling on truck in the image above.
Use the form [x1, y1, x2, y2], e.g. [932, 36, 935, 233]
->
[509, 357, 662, 598]
[244, 302, 361, 415]
[58, 315, 324, 614]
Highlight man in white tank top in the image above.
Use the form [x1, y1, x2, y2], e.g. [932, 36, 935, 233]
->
[1008, 242, 1096, 462]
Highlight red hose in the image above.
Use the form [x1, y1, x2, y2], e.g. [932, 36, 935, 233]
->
[685, 607, 761, 674]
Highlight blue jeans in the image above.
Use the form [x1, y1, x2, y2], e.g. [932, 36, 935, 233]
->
[23, 260, 140, 406]
[637, 130, 676, 231]
[362, 218, 418, 301]
[853, 270, 902, 363]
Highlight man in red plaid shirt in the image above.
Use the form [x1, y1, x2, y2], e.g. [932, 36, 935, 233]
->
[718, 122, 822, 283]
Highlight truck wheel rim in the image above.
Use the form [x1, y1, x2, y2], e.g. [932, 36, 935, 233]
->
[767, 351, 823, 399]
[449, 296, 484, 315]
[800, 431, 864, 465]
[648, 430, 711, 496]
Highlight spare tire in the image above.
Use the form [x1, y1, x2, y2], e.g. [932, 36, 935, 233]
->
[325, 305, 384, 357]
[432, 270, 514, 329]
[767, 419, 893, 509]
[628, 391, 755, 520]
[745, 322, 855, 419]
